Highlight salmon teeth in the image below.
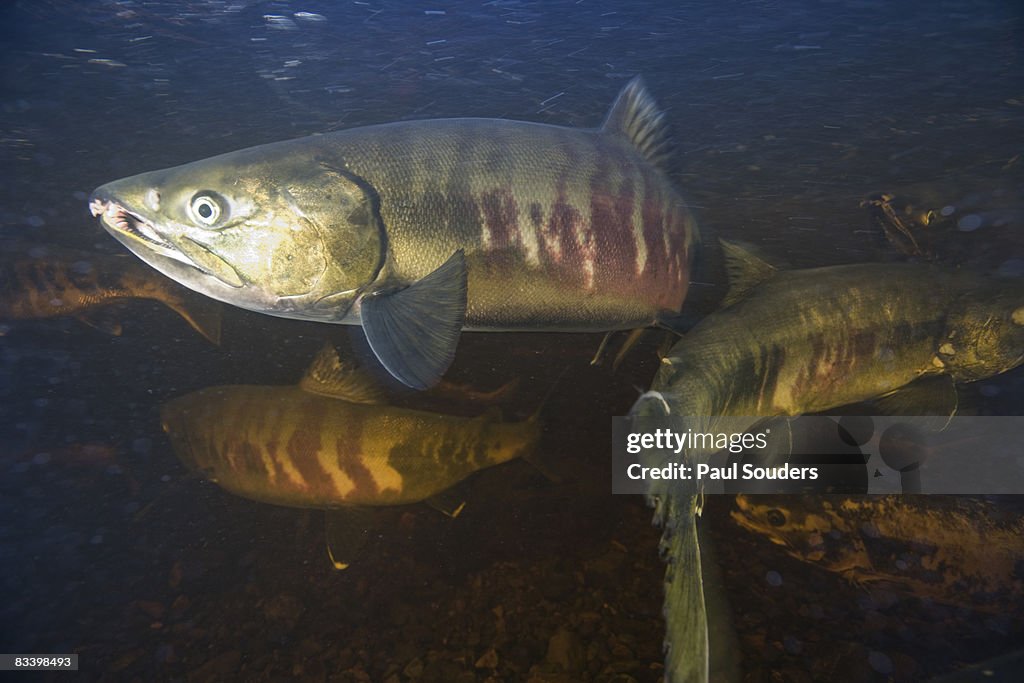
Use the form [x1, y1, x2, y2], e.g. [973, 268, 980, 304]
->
[92, 199, 169, 248]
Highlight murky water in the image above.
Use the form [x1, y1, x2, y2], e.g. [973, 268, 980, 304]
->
[1, 1, 1022, 681]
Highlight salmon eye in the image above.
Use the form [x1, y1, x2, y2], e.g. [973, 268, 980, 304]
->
[766, 509, 786, 527]
[189, 192, 224, 226]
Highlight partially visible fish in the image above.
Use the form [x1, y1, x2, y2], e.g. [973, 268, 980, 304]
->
[161, 344, 541, 567]
[90, 77, 697, 389]
[861, 177, 1024, 262]
[629, 241, 1024, 682]
[731, 494, 1024, 611]
[8, 441, 141, 496]
[0, 242, 222, 343]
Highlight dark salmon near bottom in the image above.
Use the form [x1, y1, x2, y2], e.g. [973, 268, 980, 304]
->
[90, 77, 697, 388]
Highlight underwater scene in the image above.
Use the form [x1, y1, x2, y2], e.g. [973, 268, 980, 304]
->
[1, 0, 1023, 681]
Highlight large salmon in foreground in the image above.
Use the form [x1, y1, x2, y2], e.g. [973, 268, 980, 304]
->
[89, 78, 697, 388]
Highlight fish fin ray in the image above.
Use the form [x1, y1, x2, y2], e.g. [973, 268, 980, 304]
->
[601, 76, 676, 174]
[361, 250, 467, 390]
[590, 329, 648, 370]
[299, 342, 386, 404]
[720, 239, 777, 307]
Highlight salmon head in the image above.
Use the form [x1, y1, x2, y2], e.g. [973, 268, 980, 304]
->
[89, 140, 386, 323]
[942, 278, 1024, 382]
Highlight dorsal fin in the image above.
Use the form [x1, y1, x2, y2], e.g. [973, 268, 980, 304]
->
[720, 239, 778, 307]
[601, 76, 675, 173]
[299, 343, 386, 404]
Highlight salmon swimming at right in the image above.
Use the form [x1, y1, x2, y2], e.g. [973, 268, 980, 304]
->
[629, 241, 1024, 682]
[0, 242, 222, 344]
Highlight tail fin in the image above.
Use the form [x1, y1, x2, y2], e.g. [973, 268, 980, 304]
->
[658, 490, 709, 683]
[161, 291, 223, 345]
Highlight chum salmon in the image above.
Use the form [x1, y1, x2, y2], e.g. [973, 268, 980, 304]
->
[90, 78, 696, 388]
[630, 241, 1024, 682]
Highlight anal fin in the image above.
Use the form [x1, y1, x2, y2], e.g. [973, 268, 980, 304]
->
[324, 508, 377, 571]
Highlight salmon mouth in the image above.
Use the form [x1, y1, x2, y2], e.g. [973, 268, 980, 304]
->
[89, 197, 173, 250]
[90, 194, 246, 291]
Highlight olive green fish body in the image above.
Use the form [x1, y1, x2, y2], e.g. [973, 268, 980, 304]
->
[162, 385, 538, 509]
[653, 258, 1024, 420]
[90, 78, 695, 387]
[319, 118, 693, 330]
[657, 264, 948, 418]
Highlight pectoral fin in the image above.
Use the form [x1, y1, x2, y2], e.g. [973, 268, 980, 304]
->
[700, 529, 741, 683]
[432, 377, 520, 405]
[361, 250, 467, 390]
